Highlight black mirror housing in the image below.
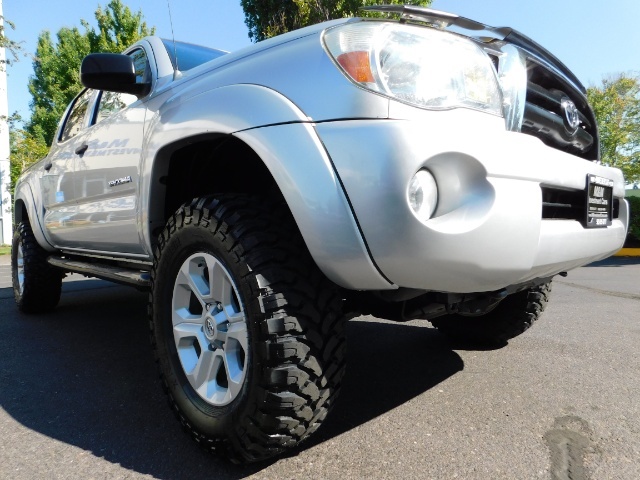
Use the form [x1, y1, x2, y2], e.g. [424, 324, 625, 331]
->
[80, 53, 149, 97]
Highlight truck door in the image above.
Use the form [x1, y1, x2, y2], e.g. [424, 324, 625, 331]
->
[40, 88, 94, 247]
[67, 48, 150, 255]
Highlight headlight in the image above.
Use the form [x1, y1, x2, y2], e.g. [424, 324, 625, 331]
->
[496, 44, 527, 131]
[324, 22, 503, 116]
[408, 169, 438, 222]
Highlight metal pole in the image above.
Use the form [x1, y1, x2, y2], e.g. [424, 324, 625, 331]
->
[0, 0, 13, 245]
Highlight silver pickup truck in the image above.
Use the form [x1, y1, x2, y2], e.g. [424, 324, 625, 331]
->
[11, 6, 628, 462]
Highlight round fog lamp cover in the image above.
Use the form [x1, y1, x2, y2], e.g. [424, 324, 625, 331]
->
[408, 169, 438, 221]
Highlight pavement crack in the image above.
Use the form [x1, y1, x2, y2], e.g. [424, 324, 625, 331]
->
[556, 280, 640, 301]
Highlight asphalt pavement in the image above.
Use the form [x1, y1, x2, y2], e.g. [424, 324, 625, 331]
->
[0, 256, 638, 479]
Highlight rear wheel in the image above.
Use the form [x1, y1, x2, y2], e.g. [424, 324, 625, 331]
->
[149, 195, 345, 463]
[11, 221, 62, 313]
[430, 282, 552, 345]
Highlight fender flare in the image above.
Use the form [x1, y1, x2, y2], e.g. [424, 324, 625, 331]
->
[142, 83, 394, 289]
[14, 181, 56, 252]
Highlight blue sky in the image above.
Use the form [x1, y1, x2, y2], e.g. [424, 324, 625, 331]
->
[4, 0, 639, 123]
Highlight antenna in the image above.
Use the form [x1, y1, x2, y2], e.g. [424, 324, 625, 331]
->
[166, 0, 180, 80]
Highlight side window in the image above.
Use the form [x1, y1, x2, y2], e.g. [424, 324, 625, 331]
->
[59, 89, 93, 143]
[94, 91, 137, 125]
[93, 48, 149, 125]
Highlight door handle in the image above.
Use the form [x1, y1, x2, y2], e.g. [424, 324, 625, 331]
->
[75, 143, 89, 155]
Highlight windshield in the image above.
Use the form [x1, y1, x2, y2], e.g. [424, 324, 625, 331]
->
[161, 39, 227, 71]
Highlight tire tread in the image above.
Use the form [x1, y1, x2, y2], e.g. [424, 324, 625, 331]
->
[149, 194, 345, 463]
[12, 221, 62, 313]
[430, 282, 552, 345]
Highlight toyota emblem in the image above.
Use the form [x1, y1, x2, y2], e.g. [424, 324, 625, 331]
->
[561, 97, 580, 134]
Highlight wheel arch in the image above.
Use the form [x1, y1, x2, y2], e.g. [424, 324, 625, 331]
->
[142, 84, 394, 289]
[13, 181, 55, 251]
[13, 197, 27, 226]
[147, 133, 280, 241]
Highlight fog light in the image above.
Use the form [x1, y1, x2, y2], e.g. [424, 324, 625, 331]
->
[408, 169, 438, 221]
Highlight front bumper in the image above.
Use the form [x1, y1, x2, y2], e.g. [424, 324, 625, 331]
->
[315, 109, 628, 293]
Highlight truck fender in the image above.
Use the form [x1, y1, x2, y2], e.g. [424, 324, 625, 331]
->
[142, 84, 394, 290]
[13, 180, 56, 252]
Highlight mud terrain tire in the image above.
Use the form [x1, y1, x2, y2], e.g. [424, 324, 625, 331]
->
[149, 195, 345, 463]
[430, 282, 552, 346]
[11, 221, 62, 313]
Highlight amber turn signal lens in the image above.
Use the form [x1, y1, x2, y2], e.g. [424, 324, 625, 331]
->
[336, 51, 375, 83]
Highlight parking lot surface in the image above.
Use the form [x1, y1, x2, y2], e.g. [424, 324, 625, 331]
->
[0, 255, 638, 479]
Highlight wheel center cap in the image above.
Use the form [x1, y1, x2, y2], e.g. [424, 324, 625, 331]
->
[204, 316, 216, 339]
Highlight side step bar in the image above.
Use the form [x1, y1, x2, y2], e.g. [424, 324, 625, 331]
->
[47, 256, 151, 289]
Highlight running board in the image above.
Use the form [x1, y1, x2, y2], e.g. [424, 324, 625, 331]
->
[47, 256, 151, 289]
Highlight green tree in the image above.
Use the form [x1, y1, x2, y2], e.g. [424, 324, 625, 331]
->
[241, 0, 433, 42]
[26, 0, 154, 147]
[84, 0, 153, 53]
[587, 74, 640, 184]
[27, 28, 89, 147]
[0, 16, 26, 70]
[9, 116, 49, 193]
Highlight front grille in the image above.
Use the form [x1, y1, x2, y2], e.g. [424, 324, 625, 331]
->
[541, 186, 585, 221]
[541, 186, 620, 222]
[522, 59, 598, 160]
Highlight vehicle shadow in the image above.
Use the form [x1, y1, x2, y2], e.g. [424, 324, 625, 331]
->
[0, 280, 463, 479]
[303, 317, 464, 449]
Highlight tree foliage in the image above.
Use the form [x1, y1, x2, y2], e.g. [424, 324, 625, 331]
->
[9, 118, 50, 194]
[27, 29, 89, 147]
[587, 74, 640, 184]
[626, 195, 640, 246]
[240, 0, 433, 42]
[26, 0, 154, 147]
[0, 16, 26, 70]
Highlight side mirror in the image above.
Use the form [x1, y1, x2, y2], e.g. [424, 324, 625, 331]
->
[80, 53, 150, 97]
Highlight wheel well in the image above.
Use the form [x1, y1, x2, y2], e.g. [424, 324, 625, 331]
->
[13, 199, 27, 226]
[150, 134, 281, 239]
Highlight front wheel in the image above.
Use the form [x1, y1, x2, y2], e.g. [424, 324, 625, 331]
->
[149, 196, 345, 463]
[430, 282, 552, 346]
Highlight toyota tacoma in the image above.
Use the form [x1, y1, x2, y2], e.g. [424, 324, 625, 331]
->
[11, 6, 629, 462]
